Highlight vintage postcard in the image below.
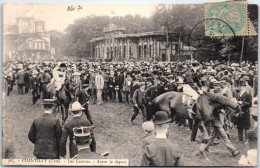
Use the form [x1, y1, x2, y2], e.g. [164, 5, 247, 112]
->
[2, 1, 258, 167]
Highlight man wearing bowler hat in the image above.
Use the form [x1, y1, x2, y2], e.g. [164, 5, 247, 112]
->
[131, 82, 147, 124]
[60, 101, 96, 158]
[141, 111, 183, 166]
[28, 99, 62, 159]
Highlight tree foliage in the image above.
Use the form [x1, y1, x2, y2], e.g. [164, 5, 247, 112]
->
[57, 4, 257, 63]
[60, 15, 155, 58]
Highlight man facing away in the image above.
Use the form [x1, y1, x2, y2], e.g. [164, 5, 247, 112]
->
[28, 99, 62, 159]
[71, 126, 103, 159]
[59, 101, 96, 158]
[141, 111, 183, 166]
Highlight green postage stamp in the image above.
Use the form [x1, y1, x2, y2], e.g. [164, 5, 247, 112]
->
[205, 1, 257, 36]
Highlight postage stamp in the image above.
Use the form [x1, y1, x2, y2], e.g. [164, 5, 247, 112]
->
[204, 1, 254, 36]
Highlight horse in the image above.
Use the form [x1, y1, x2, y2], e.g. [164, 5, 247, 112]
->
[43, 80, 79, 124]
[151, 90, 241, 142]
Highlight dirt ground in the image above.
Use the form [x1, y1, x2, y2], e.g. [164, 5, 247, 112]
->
[2, 86, 249, 166]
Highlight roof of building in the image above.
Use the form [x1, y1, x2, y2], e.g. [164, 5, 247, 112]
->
[90, 31, 173, 42]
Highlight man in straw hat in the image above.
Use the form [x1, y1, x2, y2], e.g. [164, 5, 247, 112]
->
[141, 111, 183, 166]
[60, 101, 96, 158]
[28, 99, 62, 159]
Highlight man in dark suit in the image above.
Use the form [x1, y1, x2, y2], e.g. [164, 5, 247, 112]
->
[28, 99, 62, 159]
[60, 101, 96, 158]
[141, 111, 183, 166]
[71, 126, 104, 159]
[30, 70, 40, 105]
[16, 68, 25, 94]
[116, 70, 124, 103]
[236, 79, 252, 142]
[24, 69, 31, 94]
[131, 82, 147, 123]
[76, 84, 93, 125]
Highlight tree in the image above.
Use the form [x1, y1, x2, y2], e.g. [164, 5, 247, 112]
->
[152, 4, 204, 61]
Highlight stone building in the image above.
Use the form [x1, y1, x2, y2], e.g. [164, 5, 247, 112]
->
[3, 17, 51, 61]
[90, 24, 194, 62]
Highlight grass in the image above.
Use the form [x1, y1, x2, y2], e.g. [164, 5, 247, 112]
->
[3, 86, 249, 166]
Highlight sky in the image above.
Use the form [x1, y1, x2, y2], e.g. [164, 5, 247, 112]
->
[3, 3, 157, 32]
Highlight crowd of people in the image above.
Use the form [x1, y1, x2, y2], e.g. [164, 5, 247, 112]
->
[2, 59, 258, 166]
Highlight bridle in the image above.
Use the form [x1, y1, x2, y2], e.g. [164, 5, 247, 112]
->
[63, 81, 75, 99]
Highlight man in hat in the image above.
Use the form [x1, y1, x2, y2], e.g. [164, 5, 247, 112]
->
[131, 82, 147, 123]
[142, 121, 156, 149]
[108, 70, 116, 101]
[123, 73, 132, 103]
[28, 99, 62, 159]
[184, 61, 203, 113]
[24, 68, 31, 94]
[76, 84, 94, 125]
[177, 78, 184, 92]
[30, 70, 40, 105]
[51, 63, 67, 101]
[141, 111, 183, 166]
[60, 101, 96, 158]
[16, 67, 25, 94]
[116, 70, 124, 103]
[95, 70, 104, 105]
[238, 97, 257, 166]
[236, 78, 252, 142]
[41, 68, 52, 89]
[71, 126, 103, 159]
[72, 71, 82, 91]
[102, 70, 109, 101]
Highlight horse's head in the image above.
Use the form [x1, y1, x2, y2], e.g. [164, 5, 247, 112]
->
[64, 82, 80, 100]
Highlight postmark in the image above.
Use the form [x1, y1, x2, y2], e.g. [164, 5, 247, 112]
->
[204, 1, 256, 36]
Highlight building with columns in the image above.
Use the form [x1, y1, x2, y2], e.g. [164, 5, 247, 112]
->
[90, 24, 194, 62]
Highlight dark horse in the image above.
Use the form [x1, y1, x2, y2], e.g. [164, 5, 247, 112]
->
[43, 81, 79, 124]
[151, 90, 241, 142]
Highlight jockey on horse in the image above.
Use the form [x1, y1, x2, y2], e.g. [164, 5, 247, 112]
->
[50, 62, 68, 103]
[183, 60, 203, 116]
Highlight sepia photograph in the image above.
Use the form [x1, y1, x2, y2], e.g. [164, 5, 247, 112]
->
[2, 1, 258, 166]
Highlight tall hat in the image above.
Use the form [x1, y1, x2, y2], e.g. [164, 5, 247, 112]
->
[69, 101, 85, 112]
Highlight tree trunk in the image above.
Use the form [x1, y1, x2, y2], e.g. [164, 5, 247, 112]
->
[166, 27, 171, 61]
